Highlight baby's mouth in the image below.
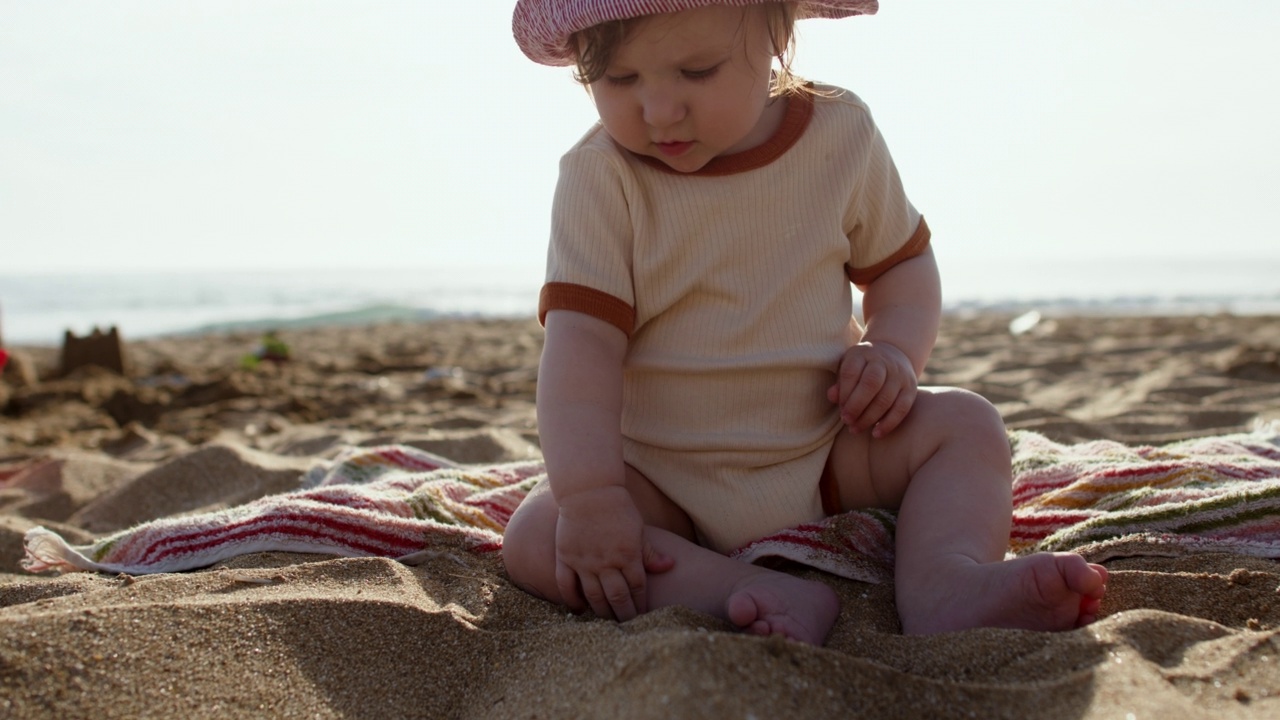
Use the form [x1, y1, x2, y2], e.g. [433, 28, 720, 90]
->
[656, 141, 694, 157]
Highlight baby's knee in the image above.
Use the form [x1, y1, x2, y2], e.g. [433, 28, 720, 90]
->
[500, 533, 559, 603]
[922, 387, 1008, 445]
[501, 552, 550, 603]
[938, 387, 1002, 424]
[501, 497, 560, 602]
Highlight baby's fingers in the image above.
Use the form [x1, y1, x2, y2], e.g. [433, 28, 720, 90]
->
[579, 572, 617, 620]
[643, 542, 675, 575]
[838, 364, 886, 426]
[868, 384, 916, 438]
[589, 569, 639, 621]
[555, 561, 586, 614]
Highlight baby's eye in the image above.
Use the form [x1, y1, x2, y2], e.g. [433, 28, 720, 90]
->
[682, 65, 721, 82]
[603, 73, 637, 87]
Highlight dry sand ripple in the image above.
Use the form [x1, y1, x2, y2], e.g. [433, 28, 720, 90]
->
[2, 314, 1278, 718]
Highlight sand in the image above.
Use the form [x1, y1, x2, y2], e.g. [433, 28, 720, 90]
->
[2, 313, 1279, 719]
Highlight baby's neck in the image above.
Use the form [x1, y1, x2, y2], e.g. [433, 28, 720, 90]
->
[723, 94, 790, 157]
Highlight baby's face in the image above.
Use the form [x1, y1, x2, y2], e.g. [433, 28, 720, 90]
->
[589, 5, 780, 173]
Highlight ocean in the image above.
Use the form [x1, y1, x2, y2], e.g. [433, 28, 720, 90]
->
[0, 265, 544, 347]
[2, 257, 1278, 347]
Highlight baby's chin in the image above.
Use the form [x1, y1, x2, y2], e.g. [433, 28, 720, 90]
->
[645, 145, 716, 173]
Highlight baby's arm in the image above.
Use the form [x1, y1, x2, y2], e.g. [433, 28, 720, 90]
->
[829, 247, 942, 437]
[538, 310, 661, 621]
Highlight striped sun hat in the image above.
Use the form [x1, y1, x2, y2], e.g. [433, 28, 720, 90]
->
[513, 0, 878, 66]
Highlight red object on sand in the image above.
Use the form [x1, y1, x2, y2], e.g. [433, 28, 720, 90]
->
[0, 348, 8, 372]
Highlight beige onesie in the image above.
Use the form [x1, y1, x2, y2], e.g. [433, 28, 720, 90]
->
[540, 86, 929, 552]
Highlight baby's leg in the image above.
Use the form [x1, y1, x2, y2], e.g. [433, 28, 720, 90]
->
[502, 466, 839, 645]
[501, 464, 693, 605]
[643, 527, 840, 645]
[828, 387, 1107, 634]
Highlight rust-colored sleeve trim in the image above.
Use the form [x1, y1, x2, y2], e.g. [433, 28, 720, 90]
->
[846, 217, 932, 287]
[538, 282, 636, 337]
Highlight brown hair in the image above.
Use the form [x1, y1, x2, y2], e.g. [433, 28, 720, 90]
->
[571, 3, 803, 96]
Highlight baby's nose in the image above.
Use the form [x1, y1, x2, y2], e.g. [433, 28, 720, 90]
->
[641, 90, 685, 128]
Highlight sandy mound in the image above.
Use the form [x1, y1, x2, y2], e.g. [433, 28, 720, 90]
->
[1, 315, 1278, 719]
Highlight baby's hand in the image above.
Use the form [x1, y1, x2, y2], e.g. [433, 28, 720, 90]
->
[554, 485, 673, 621]
[827, 341, 918, 438]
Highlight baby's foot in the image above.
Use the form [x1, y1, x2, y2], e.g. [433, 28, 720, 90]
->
[725, 570, 840, 646]
[900, 552, 1108, 635]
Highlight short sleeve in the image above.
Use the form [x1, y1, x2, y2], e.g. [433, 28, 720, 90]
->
[842, 107, 930, 287]
[539, 143, 638, 336]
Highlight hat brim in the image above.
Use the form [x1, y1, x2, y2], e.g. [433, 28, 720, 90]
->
[513, 0, 878, 67]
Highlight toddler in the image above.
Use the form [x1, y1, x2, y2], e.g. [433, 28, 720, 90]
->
[503, 0, 1107, 645]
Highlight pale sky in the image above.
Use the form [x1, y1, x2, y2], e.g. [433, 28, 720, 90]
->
[3, 1, 1278, 279]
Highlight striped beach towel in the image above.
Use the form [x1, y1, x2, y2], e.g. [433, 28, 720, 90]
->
[21, 428, 1280, 582]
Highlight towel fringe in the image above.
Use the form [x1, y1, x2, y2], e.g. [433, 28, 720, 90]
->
[1251, 417, 1280, 438]
[21, 527, 109, 574]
